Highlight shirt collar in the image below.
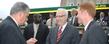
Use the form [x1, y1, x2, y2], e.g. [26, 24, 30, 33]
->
[84, 19, 93, 31]
[10, 16, 19, 26]
[33, 22, 39, 25]
[60, 22, 68, 32]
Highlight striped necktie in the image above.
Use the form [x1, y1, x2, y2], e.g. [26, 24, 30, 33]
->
[57, 26, 62, 42]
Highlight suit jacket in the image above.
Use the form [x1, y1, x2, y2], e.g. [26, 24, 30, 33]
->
[79, 20, 108, 44]
[68, 16, 79, 26]
[0, 16, 26, 44]
[23, 23, 49, 44]
[46, 23, 80, 44]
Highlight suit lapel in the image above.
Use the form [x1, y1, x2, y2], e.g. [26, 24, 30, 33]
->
[35, 23, 40, 38]
[55, 27, 59, 43]
[58, 24, 69, 42]
[86, 20, 95, 31]
[6, 16, 26, 43]
[80, 20, 96, 44]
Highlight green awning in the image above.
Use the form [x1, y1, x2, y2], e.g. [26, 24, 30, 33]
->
[29, 4, 109, 14]
[29, 6, 77, 14]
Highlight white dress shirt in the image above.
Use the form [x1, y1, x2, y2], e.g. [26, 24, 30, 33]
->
[59, 22, 68, 33]
[84, 19, 93, 31]
[33, 23, 39, 38]
[10, 16, 19, 26]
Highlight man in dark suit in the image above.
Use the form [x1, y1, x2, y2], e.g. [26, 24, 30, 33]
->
[0, 2, 37, 44]
[69, 9, 79, 26]
[24, 14, 49, 44]
[76, 2, 108, 44]
[46, 8, 80, 44]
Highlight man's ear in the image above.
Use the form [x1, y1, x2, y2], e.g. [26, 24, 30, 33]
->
[84, 10, 88, 14]
[84, 10, 90, 17]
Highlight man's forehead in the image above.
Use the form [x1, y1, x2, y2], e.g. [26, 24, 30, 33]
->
[56, 11, 65, 16]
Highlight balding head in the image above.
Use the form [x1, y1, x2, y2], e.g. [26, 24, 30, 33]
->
[56, 8, 68, 17]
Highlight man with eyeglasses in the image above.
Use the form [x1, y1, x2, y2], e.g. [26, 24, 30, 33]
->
[46, 8, 80, 44]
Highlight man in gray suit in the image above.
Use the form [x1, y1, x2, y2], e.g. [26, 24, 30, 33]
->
[46, 8, 80, 44]
[76, 2, 108, 44]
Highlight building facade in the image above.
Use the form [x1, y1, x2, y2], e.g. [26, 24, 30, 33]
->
[61, 0, 109, 6]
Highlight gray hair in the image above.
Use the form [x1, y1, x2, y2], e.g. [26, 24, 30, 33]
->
[10, 2, 29, 15]
[57, 8, 68, 17]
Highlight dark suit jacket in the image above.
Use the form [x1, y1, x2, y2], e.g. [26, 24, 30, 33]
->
[0, 16, 26, 44]
[46, 23, 80, 44]
[68, 16, 79, 26]
[23, 23, 49, 44]
[79, 20, 108, 44]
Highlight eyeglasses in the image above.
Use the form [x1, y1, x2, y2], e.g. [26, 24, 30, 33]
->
[56, 15, 65, 17]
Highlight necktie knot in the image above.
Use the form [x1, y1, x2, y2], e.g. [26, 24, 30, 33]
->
[59, 26, 62, 32]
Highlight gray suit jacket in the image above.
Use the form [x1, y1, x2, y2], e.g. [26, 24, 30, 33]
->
[79, 20, 108, 44]
[46, 23, 80, 44]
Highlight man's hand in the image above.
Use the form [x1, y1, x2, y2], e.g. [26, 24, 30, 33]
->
[26, 38, 37, 44]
